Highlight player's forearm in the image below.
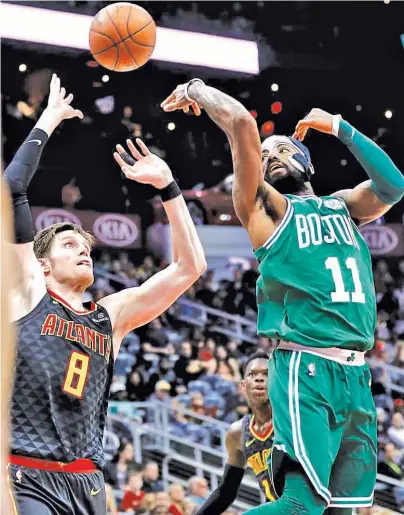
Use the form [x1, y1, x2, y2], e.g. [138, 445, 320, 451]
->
[162, 194, 207, 276]
[187, 82, 250, 138]
[3, 116, 55, 243]
[338, 119, 404, 205]
[35, 107, 64, 137]
[194, 464, 244, 515]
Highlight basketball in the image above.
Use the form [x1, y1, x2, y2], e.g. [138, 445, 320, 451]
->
[89, 2, 156, 72]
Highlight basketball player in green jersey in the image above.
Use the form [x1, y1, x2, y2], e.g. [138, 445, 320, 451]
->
[162, 82, 404, 515]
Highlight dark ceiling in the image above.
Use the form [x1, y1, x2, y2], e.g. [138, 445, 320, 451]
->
[2, 1, 403, 222]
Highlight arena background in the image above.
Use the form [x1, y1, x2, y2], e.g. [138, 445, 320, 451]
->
[1, 2, 404, 514]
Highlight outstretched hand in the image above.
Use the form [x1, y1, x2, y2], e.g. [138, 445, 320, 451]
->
[114, 138, 173, 189]
[292, 108, 334, 141]
[161, 82, 202, 115]
[47, 73, 84, 121]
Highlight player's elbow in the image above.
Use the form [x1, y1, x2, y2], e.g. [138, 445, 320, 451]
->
[233, 111, 257, 132]
[179, 254, 207, 282]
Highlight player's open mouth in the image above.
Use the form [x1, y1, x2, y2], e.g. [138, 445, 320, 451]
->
[269, 162, 285, 174]
[253, 386, 266, 392]
[77, 260, 92, 268]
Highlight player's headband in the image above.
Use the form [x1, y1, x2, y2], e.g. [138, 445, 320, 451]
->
[261, 135, 315, 182]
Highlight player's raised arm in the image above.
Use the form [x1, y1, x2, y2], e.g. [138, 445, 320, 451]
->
[3, 74, 84, 319]
[161, 80, 287, 233]
[99, 139, 206, 357]
[293, 108, 404, 225]
[194, 421, 246, 515]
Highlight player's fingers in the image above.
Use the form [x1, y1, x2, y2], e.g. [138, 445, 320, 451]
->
[65, 93, 74, 105]
[114, 152, 125, 167]
[126, 140, 143, 161]
[74, 109, 84, 120]
[162, 102, 179, 112]
[60, 87, 66, 100]
[192, 102, 201, 116]
[135, 138, 150, 156]
[116, 144, 136, 165]
[50, 73, 56, 90]
[114, 151, 132, 169]
[160, 93, 176, 108]
[183, 105, 190, 113]
[56, 76, 61, 93]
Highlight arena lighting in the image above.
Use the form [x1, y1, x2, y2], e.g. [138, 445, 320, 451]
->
[271, 101, 282, 114]
[0, 3, 259, 74]
[271, 83, 279, 92]
[19, 63, 27, 72]
[102, 75, 109, 83]
[167, 122, 176, 131]
[384, 110, 393, 119]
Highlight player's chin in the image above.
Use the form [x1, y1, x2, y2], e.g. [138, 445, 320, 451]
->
[76, 269, 94, 288]
[251, 390, 268, 400]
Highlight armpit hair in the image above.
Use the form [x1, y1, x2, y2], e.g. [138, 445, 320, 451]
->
[255, 184, 279, 221]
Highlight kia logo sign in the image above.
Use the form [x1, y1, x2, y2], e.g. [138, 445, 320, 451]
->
[93, 214, 139, 247]
[360, 225, 398, 255]
[35, 209, 82, 231]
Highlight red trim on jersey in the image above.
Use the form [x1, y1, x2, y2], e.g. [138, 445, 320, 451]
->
[47, 290, 97, 315]
[249, 416, 274, 441]
[9, 455, 97, 473]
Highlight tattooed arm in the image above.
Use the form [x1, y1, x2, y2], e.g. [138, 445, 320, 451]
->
[161, 81, 286, 240]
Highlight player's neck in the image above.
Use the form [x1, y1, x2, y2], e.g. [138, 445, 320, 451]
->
[46, 281, 86, 311]
[252, 404, 272, 426]
[295, 182, 314, 197]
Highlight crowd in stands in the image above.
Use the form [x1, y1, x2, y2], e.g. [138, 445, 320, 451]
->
[87, 250, 404, 513]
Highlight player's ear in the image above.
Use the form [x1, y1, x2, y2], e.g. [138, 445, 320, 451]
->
[38, 258, 51, 275]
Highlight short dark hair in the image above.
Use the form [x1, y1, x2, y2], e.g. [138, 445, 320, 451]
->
[243, 351, 269, 377]
[34, 222, 95, 259]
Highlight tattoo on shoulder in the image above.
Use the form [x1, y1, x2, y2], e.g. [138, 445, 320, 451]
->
[256, 185, 279, 221]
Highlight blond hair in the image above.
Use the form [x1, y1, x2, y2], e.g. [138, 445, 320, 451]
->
[33, 222, 95, 259]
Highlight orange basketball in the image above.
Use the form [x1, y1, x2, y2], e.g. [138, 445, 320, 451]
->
[89, 2, 156, 72]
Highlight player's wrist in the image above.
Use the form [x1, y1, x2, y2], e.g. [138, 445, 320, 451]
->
[154, 170, 174, 190]
[185, 79, 205, 102]
[35, 107, 63, 136]
[158, 180, 182, 202]
[331, 114, 342, 137]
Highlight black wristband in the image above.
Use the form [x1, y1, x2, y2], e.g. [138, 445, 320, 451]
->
[159, 180, 182, 202]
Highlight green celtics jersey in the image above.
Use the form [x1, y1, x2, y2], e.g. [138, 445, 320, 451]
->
[255, 195, 376, 351]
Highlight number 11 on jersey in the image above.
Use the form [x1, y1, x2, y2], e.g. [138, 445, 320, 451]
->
[326, 257, 365, 304]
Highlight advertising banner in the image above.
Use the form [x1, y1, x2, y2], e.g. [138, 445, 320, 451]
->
[31, 207, 141, 249]
[360, 223, 404, 257]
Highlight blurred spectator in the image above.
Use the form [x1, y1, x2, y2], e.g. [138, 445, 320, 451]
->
[61, 177, 82, 208]
[104, 442, 138, 489]
[143, 319, 172, 355]
[152, 491, 170, 515]
[168, 483, 186, 515]
[387, 413, 404, 449]
[174, 342, 206, 386]
[141, 493, 157, 514]
[183, 499, 197, 515]
[126, 371, 149, 402]
[109, 260, 129, 292]
[121, 472, 146, 512]
[142, 461, 164, 493]
[186, 476, 208, 506]
[374, 260, 394, 294]
[378, 443, 403, 480]
[149, 381, 172, 407]
[119, 251, 135, 273]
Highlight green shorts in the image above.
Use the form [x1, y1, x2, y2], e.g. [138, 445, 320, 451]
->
[268, 349, 377, 509]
